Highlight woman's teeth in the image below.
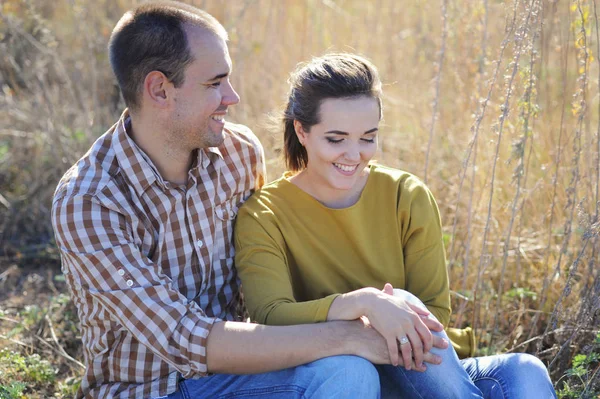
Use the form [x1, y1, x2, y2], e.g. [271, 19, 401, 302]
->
[333, 163, 357, 172]
[211, 115, 224, 122]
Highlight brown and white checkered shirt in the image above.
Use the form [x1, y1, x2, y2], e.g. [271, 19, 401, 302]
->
[51, 110, 265, 399]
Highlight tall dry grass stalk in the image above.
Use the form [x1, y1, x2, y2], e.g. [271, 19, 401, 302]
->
[1, 0, 599, 383]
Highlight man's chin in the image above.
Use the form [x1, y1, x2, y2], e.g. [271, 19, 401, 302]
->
[204, 131, 226, 148]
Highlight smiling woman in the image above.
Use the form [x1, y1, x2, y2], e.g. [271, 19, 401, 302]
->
[234, 53, 557, 398]
[291, 96, 380, 208]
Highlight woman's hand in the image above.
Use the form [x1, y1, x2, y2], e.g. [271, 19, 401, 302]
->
[346, 317, 444, 371]
[327, 284, 447, 369]
[363, 283, 444, 369]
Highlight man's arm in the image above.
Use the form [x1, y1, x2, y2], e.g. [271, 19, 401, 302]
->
[205, 319, 390, 374]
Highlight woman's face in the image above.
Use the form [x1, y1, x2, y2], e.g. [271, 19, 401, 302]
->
[296, 96, 380, 192]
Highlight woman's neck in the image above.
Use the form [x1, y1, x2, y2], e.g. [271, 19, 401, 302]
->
[290, 166, 370, 209]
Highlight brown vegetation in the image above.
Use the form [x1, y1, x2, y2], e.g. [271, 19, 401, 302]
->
[1, 0, 599, 396]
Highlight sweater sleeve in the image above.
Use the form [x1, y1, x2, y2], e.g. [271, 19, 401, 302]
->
[234, 203, 340, 326]
[398, 179, 451, 327]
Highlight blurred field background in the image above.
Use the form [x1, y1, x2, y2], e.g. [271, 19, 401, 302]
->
[1, 0, 599, 397]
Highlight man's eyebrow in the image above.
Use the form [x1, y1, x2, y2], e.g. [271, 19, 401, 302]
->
[325, 128, 379, 135]
[207, 72, 229, 81]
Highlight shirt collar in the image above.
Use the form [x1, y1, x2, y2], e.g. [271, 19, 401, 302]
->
[112, 109, 162, 195]
[112, 110, 226, 192]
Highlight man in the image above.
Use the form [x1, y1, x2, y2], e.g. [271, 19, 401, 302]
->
[51, 2, 446, 398]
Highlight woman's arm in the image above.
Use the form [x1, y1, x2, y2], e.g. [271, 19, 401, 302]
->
[399, 179, 452, 326]
[235, 206, 341, 326]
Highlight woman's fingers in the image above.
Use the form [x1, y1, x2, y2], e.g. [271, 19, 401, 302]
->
[407, 301, 431, 317]
[382, 283, 394, 295]
[398, 334, 413, 370]
[414, 318, 434, 353]
[406, 329, 424, 368]
[420, 315, 444, 332]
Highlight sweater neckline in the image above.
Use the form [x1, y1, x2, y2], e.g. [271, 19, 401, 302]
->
[280, 164, 377, 211]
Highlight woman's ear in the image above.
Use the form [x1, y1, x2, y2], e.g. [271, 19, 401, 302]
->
[293, 120, 306, 146]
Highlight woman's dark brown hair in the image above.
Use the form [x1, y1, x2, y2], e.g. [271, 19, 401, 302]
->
[283, 53, 383, 171]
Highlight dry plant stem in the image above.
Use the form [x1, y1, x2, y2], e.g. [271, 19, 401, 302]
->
[454, 140, 478, 327]
[423, 0, 448, 184]
[448, 0, 489, 273]
[452, 1, 490, 327]
[596, 0, 600, 220]
[44, 314, 85, 370]
[490, 0, 541, 350]
[528, 1, 571, 343]
[543, 1, 588, 349]
[582, 361, 600, 396]
[473, 0, 526, 341]
[514, 1, 545, 286]
[0, 315, 85, 370]
[548, 232, 594, 370]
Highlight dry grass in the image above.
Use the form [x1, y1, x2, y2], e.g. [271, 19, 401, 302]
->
[1, 0, 599, 396]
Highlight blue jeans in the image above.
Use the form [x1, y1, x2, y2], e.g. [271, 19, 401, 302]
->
[163, 355, 381, 399]
[378, 331, 557, 398]
[161, 342, 556, 399]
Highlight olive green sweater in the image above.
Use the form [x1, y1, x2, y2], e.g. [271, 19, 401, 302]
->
[235, 164, 475, 357]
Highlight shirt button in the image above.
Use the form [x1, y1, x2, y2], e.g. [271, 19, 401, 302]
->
[126, 280, 133, 287]
[197, 240, 203, 248]
[118, 269, 125, 276]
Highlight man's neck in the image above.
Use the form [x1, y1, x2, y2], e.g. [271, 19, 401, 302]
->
[128, 113, 192, 186]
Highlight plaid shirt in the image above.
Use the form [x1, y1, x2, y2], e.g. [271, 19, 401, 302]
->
[51, 110, 265, 399]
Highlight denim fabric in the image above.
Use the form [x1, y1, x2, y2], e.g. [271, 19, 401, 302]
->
[378, 333, 557, 398]
[159, 347, 555, 399]
[161, 355, 380, 399]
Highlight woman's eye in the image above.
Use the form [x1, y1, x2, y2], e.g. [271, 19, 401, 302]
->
[326, 138, 343, 144]
[361, 138, 376, 143]
[211, 81, 221, 87]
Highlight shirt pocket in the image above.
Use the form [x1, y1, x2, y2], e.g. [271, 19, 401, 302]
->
[215, 193, 244, 221]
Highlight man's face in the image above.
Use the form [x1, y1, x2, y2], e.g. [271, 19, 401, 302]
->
[169, 26, 239, 150]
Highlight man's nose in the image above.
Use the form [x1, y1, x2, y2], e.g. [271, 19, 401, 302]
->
[222, 80, 240, 106]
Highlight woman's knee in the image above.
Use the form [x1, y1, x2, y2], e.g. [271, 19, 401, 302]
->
[308, 355, 380, 396]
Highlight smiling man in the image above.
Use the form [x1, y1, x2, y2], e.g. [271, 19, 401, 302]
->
[49, 2, 431, 398]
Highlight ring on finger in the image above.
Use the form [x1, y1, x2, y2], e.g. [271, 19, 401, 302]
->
[399, 336, 410, 346]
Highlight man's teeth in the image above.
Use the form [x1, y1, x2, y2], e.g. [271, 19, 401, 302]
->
[334, 163, 357, 172]
[211, 115, 224, 122]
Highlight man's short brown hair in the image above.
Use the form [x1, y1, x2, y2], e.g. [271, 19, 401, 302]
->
[109, 1, 227, 112]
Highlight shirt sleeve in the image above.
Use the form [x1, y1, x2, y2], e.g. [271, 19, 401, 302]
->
[399, 180, 451, 327]
[52, 194, 216, 377]
[235, 205, 340, 326]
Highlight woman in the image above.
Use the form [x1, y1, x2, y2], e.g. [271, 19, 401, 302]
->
[234, 53, 556, 398]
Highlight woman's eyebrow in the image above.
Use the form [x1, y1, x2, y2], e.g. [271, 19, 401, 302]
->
[324, 128, 378, 135]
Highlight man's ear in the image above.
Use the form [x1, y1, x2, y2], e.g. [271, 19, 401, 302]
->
[293, 120, 306, 146]
[143, 71, 171, 109]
